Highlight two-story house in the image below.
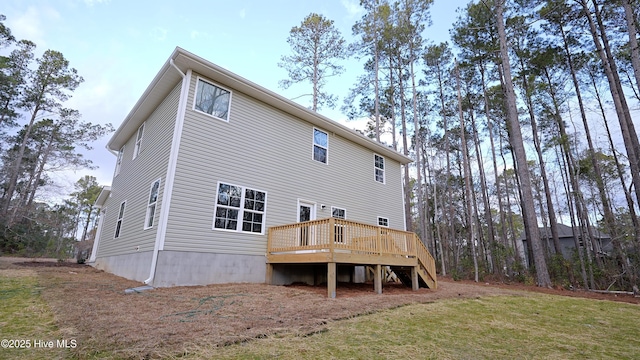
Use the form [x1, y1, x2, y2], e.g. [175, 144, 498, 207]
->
[89, 47, 436, 296]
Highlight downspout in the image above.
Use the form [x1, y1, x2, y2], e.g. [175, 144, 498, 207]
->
[144, 60, 191, 285]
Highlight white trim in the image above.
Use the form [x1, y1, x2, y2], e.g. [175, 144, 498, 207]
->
[89, 207, 106, 262]
[114, 146, 124, 177]
[114, 201, 126, 239]
[212, 181, 267, 235]
[133, 122, 144, 159]
[192, 76, 232, 122]
[144, 178, 162, 230]
[145, 68, 192, 285]
[297, 199, 316, 222]
[312, 128, 328, 164]
[374, 153, 385, 184]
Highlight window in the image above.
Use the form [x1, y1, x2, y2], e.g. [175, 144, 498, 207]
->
[194, 78, 231, 121]
[378, 217, 389, 227]
[213, 182, 266, 234]
[133, 123, 144, 159]
[114, 146, 124, 176]
[331, 207, 346, 219]
[144, 179, 161, 229]
[374, 154, 385, 183]
[114, 201, 126, 238]
[313, 128, 328, 164]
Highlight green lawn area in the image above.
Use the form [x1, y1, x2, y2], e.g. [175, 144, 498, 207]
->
[2, 270, 639, 359]
[0, 270, 70, 359]
[207, 295, 640, 360]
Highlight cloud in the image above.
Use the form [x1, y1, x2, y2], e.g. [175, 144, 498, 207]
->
[341, 0, 363, 18]
[7, 6, 61, 46]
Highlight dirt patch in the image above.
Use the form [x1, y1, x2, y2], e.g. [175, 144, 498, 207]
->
[1, 257, 638, 358]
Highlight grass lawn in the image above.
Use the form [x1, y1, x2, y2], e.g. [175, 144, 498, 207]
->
[1, 265, 640, 359]
[206, 295, 640, 360]
[0, 269, 70, 359]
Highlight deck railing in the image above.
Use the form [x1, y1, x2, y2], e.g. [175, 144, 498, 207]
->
[268, 218, 436, 275]
[267, 218, 415, 256]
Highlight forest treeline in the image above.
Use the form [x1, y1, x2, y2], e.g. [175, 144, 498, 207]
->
[0, 15, 112, 259]
[280, 0, 640, 291]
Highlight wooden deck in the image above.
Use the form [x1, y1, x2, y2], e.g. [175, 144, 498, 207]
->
[266, 218, 437, 298]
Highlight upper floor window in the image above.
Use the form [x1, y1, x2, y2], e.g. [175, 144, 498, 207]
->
[133, 123, 144, 159]
[313, 128, 328, 164]
[114, 201, 126, 238]
[144, 179, 161, 229]
[374, 154, 385, 183]
[194, 78, 231, 121]
[114, 146, 124, 176]
[213, 182, 267, 234]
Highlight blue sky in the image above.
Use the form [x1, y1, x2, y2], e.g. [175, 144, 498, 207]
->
[2, 0, 470, 195]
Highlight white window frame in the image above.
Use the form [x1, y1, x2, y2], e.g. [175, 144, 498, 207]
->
[144, 178, 161, 230]
[114, 201, 126, 238]
[331, 206, 346, 219]
[114, 145, 124, 176]
[133, 123, 144, 159]
[374, 154, 385, 184]
[193, 77, 232, 122]
[212, 182, 267, 235]
[378, 217, 389, 227]
[312, 128, 328, 164]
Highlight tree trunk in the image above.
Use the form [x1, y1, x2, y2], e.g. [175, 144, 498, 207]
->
[495, 0, 551, 287]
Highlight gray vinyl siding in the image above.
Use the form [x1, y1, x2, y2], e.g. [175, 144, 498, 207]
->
[96, 83, 180, 258]
[164, 73, 405, 256]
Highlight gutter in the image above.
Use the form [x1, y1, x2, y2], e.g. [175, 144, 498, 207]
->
[144, 59, 190, 285]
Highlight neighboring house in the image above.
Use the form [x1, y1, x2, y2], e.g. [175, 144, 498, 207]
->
[520, 223, 612, 266]
[89, 47, 417, 288]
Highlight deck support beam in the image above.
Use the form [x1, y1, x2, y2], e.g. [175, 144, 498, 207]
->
[265, 263, 273, 285]
[374, 264, 382, 294]
[411, 266, 419, 291]
[328, 262, 336, 298]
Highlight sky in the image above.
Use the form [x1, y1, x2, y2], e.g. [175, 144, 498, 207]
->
[2, 0, 470, 199]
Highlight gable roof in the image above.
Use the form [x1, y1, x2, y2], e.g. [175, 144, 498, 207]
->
[107, 47, 412, 165]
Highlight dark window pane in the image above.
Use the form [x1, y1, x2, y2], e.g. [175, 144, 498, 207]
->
[253, 223, 262, 232]
[226, 220, 237, 230]
[245, 199, 254, 210]
[314, 146, 327, 163]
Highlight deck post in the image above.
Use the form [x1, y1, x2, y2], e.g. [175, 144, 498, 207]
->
[411, 266, 419, 290]
[374, 264, 382, 294]
[265, 263, 273, 285]
[328, 262, 336, 298]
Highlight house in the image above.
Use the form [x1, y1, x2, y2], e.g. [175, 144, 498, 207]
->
[520, 223, 612, 265]
[89, 47, 436, 295]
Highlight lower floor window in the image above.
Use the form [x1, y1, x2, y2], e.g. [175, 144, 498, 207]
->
[378, 217, 389, 227]
[213, 182, 266, 234]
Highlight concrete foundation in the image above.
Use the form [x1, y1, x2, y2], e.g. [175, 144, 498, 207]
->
[152, 251, 266, 287]
[92, 251, 154, 283]
[92, 250, 267, 287]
